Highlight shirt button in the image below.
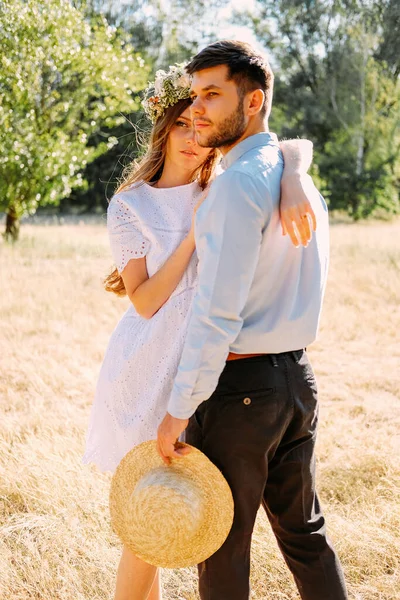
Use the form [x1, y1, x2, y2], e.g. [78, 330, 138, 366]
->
[243, 397, 252, 405]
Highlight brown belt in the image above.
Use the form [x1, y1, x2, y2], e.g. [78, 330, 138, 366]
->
[226, 352, 266, 361]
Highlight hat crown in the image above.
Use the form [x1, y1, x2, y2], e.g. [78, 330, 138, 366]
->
[128, 467, 204, 543]
[134, 467, 200, 502]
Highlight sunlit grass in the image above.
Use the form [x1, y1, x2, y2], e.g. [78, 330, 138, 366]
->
[0, 217, 399, 599]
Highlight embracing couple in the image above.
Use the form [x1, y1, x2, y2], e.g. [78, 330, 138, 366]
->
[83, 40, 348, 599]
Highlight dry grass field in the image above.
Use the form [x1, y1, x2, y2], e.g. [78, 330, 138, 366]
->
[0, 216, 399, 600]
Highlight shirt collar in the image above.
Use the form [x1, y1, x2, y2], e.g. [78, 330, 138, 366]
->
[221, 132, 278, 171]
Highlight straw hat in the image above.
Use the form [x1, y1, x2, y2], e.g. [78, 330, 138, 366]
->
[109, 440, 234, 568]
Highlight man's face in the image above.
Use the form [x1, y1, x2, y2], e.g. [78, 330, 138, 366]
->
[189, 65, 247, 150]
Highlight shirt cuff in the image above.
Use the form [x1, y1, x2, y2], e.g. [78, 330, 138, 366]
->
[167, 388, 198, 420]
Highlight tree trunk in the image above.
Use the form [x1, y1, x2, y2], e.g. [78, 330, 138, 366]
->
[4, 205, 20, 242]
[356, 41, 368, 178]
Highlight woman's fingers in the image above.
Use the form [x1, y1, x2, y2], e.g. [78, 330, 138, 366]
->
[284, 210, 301, 246]
[281, 206, 300, 246]
[280, 173, 319, 246]
[282, 203, 317, 247]
[296, 206, 312, 246]
[309, 203, 317, 231]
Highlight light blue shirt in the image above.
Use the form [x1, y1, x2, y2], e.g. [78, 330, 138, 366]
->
[168, 132, 329, 419]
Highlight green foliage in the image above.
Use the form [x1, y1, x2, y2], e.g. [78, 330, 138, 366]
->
[0, 0, 148, 219]
[62, 0, 226, 213]
[246, 0, 400, 218]
[3, 0, 397, 222]
[75, 0, 226, 69]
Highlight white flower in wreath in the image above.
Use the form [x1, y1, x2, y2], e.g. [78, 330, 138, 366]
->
[175, 73, 191, 90]
[154, 70, 166, 96]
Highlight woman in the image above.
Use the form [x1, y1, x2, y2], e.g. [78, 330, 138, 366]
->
[83, 65, 316, 600]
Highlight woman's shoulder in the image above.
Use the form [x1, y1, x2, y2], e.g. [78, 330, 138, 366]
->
[109, 180, 203, 223]
[108, 182, 150, 215]
[110, 181, 147, 203]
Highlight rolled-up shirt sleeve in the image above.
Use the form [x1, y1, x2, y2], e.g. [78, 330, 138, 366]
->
[167, 170, 268, 419]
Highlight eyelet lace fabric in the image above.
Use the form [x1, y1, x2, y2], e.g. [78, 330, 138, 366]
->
[82, 181, 203, 472]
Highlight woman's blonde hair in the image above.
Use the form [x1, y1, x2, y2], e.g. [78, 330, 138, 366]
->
[104, 98, 219, 296]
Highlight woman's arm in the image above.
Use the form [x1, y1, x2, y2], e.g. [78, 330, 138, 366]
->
[280, 139, 313, 172]
[121, 232, 195, 320]
[122, 235, 195, 320]
[279, 139, 319, 247]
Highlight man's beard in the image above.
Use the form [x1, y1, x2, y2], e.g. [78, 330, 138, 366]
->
[198, 99, 246, 149]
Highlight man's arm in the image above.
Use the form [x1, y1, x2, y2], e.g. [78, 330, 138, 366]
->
[279, 139, 318, 247]
[168, 171, 265, 418]
[157, 171, 267, 461]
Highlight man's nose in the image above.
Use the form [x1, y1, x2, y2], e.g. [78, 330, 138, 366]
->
[190, 96, 204, 115]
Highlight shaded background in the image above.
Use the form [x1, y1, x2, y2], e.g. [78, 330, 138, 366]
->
[1, 0, 399, 241]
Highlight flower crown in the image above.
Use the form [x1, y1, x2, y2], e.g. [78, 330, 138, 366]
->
[142, 64, 191, 123]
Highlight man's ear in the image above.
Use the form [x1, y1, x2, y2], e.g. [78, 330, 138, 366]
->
[246, 89, 265, 116]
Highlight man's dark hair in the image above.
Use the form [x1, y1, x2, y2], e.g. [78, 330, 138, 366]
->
[186, 40, 274, 117]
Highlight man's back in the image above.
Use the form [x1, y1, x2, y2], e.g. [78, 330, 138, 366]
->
[214, 131, 330, 353]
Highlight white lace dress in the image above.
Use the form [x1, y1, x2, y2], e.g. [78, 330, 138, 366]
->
[82, 181, 202, 472]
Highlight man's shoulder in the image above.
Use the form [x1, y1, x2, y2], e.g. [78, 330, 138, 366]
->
[238, 142, 283, 176]
[214, 146, 283, 198]
[224, 144, 282, 180]
[209, 167, 263, 209]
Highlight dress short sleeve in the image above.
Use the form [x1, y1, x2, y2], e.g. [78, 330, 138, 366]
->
[107, 193, 151, 273]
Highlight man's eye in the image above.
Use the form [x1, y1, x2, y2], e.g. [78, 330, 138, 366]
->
[207, 92, 218, 98]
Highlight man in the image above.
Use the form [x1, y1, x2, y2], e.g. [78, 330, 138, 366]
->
[157, 40, 348, 600]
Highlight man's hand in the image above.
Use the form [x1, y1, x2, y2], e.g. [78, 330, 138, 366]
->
[157, 413, 190, 465]
[280, 173, 318, 247]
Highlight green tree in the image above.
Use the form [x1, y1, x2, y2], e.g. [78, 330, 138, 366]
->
[244, 0, 400, 218]
[75, 0, 226, 67]
[0, 0, 148, 239]
[65, 0, 226, 213]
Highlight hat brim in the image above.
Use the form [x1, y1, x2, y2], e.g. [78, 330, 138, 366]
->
[109, 440, 234, 568]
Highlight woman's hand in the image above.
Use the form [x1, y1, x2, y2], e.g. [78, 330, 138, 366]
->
[187, 186, 210, 246]
[280, 173, 318, 247]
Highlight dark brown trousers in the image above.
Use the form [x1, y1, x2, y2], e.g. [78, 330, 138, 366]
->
[186, 351, 348, 600]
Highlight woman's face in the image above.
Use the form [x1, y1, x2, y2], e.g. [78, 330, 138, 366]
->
[165, 107, 211, 174]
